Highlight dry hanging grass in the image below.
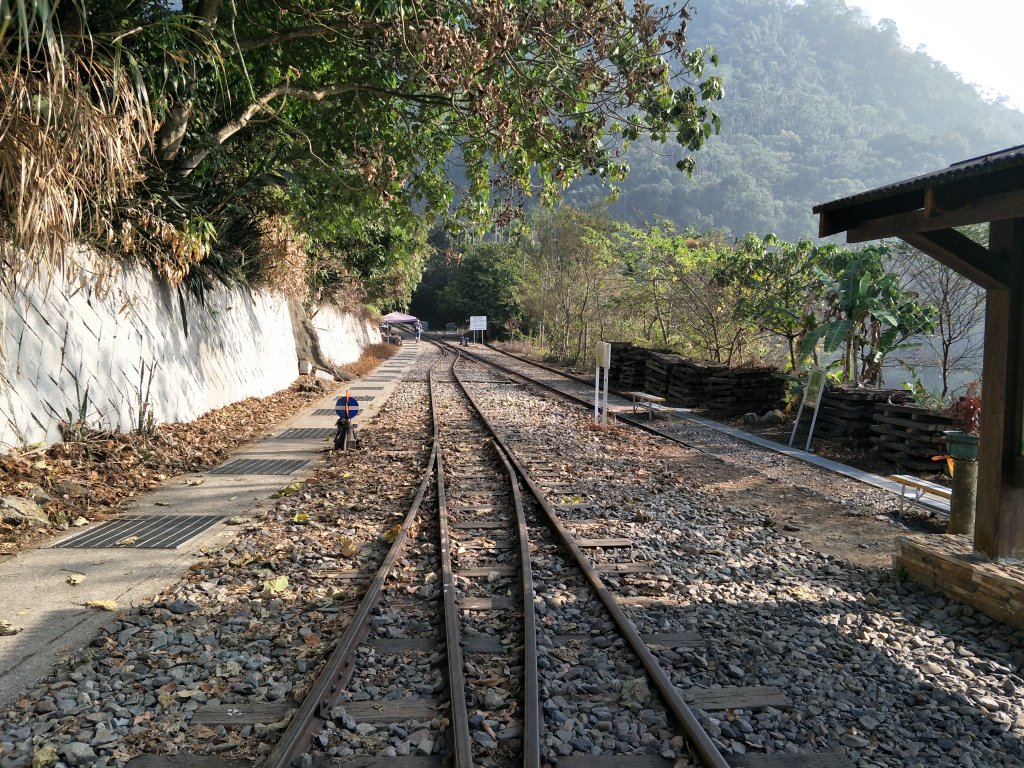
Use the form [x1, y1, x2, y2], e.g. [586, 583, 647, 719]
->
[0, 2, 153, 292]
[255, 215, 309, 303]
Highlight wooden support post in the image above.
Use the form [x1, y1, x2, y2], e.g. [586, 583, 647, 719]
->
[948, 459, 978, 536]
[975, 218, 1024, 561]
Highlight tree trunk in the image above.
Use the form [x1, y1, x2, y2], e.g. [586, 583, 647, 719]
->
[156, 0, 224, 164]
[156, 102, 193, 161]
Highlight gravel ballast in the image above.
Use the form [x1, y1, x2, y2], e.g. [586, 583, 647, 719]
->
[0, 345, 1021, 767]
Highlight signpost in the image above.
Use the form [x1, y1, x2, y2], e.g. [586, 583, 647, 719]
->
[594, 341, 612, 428]
[469, 315, 487, 344]
[334, 392, 360, 450]
[788, 368, 826, 451]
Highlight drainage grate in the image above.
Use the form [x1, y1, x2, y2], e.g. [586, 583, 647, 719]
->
[312, 399, 375, 416]
[351, 385, 385, 391]
[209, 458, 309, 475]
[55, 515, 226, 549]
[275, 427, 335, 440]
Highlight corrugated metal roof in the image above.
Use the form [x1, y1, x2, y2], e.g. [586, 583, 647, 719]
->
[814, 144, 1024, 213]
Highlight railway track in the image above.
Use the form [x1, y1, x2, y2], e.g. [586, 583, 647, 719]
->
[0, 340, 1014, 768]
[245, 346, 735, 766]
[96, 341, 898, 768]
[225, 342, 867, 768]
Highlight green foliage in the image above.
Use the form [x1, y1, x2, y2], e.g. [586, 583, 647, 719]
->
[714, 234, 827, 370]
[438, 243, 526, 333]
[614, 222, 765, 363]
[798, 244, 936, 385]
[520, 205, 624, 363]
[12, 0, 722, 305]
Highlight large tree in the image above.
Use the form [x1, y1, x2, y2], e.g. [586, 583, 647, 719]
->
[3, 0, 723, 293]
[148, 0, 723, 206]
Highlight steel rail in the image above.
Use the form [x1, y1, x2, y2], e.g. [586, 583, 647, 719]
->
[437, 339, 703, 449]
[452, 351, 732, 768]
[261, 362, 441, 768]
[429, 359, 474, 767]
[452, 351, 543, 768]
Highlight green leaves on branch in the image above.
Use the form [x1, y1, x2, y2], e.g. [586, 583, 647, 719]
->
[795, 244, 935, 385]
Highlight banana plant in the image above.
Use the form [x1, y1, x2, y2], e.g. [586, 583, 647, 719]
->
[800, 245, 935, 385]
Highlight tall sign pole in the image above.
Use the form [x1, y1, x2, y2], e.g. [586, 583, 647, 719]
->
[595, 341, 612, 428]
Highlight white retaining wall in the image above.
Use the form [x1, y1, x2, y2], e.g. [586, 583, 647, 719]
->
[1, 263, 378, 451]
[312, 305, 381, 367]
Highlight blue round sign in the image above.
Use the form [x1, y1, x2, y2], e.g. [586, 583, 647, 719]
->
[335, 396, 360, 419]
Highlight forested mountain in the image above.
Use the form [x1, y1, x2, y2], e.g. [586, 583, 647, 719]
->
[564, 0, 1024, 240]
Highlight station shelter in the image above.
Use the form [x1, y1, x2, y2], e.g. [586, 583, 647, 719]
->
[814, 145, 1024, 624]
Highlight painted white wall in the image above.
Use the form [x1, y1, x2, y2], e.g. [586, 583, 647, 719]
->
[0, 259, 379, 450]
[312, 305, 382, 367]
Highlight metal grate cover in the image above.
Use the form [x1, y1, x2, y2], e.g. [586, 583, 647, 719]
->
[275, 427, 335, 440]
[312, 397, 375, 416]
[209, 458, 309, 475]
[351, 385, 385, 391]
[55, 515, 226, 549]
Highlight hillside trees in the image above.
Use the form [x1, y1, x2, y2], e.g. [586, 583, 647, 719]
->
[2, 0, 724, 299]
[564, 0, 1024, 239]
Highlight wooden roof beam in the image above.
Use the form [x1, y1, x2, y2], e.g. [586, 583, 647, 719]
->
[846, 187, 1024, 244]
[899, 228, 1010, 290]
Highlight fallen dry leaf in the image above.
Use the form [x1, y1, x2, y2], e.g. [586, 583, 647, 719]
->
[262, 576, 289, 595]
[84, 600, 118, 611]
[338, 538, 359, 557]
[272, 481, 304, 498]
[31, 746, 58, 768]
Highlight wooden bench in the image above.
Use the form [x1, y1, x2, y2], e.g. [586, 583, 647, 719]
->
[626, 391, 667, 421]
[889, 473, 951, 513]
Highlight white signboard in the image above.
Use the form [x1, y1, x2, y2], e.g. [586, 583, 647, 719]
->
[596, 341, 611, 369]
[469, 316, 487, 331]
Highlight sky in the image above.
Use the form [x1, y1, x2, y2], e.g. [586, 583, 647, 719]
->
[844, 0, 1024, 112]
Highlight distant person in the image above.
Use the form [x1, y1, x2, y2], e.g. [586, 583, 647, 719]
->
[414, 320, 422, 342]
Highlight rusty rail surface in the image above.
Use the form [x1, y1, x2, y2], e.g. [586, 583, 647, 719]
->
[452, 352, 543, 768]
[452, 348, 732, 768]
